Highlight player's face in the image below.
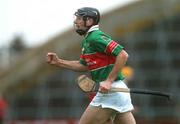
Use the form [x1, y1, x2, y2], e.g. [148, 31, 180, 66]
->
[74, 16, 86, 31]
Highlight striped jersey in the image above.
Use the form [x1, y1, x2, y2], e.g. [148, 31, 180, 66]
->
[79, 25, 125, 83]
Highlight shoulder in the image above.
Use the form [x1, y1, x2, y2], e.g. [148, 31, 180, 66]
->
[87, 30, 111, 42]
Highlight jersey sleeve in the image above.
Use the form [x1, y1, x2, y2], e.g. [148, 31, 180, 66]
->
[90, 35, 124, 56]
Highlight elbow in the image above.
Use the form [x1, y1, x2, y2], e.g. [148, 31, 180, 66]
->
[120, 50, 129, 62]
[119, 50, 129, 63]
[124, 50, 129, 59]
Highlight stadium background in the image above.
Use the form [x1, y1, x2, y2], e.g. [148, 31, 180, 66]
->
[0, 0, 179, 124]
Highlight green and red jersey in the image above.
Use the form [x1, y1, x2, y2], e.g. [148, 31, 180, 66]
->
[79, 25, 125, 83]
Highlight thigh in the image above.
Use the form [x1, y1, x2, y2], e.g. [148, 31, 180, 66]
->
[79, 105, 115, 124]
[114, 111, 136, 124]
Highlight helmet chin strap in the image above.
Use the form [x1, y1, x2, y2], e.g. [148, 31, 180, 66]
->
[76, 21, 91, 36]
[76, 28, 89, 36]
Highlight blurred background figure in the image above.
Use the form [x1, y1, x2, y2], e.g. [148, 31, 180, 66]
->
[121, 66, 134, 84]
[0, 94, 8, 124]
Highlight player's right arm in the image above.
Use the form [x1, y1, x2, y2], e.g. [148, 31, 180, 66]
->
[46, 52, 88, 72]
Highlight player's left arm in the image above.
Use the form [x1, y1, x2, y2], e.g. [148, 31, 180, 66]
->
[107, 49, 128, 82]
[90, 36, 128, 92]
[99, 49, 128, 93]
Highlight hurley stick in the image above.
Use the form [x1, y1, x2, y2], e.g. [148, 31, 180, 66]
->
[77, 75, 172, 100]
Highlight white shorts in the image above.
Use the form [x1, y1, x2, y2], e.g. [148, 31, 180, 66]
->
[90, 80, 134, 113]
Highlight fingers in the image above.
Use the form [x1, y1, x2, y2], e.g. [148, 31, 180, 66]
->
[99, 86, 108, 93]
[46, 53, 53, 63]
[46, 52, 58, 64]
[99, 82, 109, 93]
[98, 81, 112, 93]
[46, 54, 52, 63]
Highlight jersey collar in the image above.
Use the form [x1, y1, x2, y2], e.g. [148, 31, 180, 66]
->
[87, 25, 99, 33]
[85, 25, 99, 37]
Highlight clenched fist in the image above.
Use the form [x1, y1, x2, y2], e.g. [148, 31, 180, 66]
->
[46, 52, 59, 65]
